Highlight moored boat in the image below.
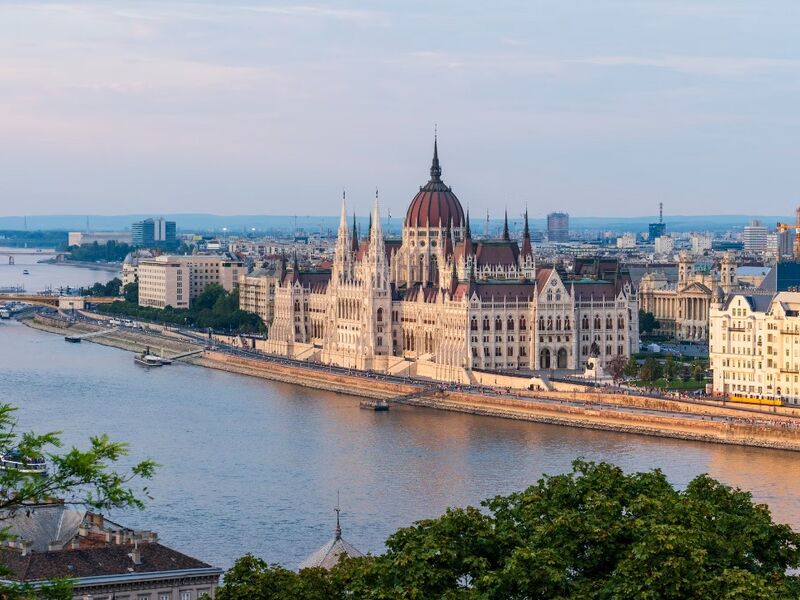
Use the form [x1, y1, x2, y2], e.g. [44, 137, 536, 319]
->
[359, 399, 390, 411]
[0, 449, 47, 475]
[134, 347, 166, 367]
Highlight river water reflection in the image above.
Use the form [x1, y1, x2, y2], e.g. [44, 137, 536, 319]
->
[0, 247, 117, 292]
[1, 319, 799, 570]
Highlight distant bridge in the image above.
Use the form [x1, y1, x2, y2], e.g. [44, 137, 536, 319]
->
[0, 250, 68, 265]
[0, 295, 117, 308]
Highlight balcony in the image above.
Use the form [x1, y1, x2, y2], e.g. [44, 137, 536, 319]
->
[780, 368, 799, 374]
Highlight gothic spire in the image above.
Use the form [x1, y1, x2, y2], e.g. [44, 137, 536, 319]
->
[334, 492, 342, 541]
[351, 213, 359, 252]
[371, 190, 384, 243]
[523, 206, 529, 239]
[338, 190, 348, 234]
[521, 206, 533, 258]
[502, 209, 510, 240]
[430, 129, 442, 182]
[291, 251, 300, 283]
[465, 209, 471, 238]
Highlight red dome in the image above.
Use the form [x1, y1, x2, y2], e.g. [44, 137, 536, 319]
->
[404, 139, 465, 229]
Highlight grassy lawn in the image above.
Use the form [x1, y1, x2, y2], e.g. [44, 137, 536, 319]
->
[628, 379, 708, 391]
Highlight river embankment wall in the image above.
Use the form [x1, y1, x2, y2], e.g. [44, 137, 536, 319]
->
[24, 315, 800, 451]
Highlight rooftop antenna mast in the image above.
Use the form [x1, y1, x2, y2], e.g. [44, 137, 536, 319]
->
[485, 209, 490, 238]
[659, 202, 663, 224]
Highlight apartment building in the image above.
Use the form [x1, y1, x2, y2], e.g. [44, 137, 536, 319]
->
[238, 268, 278, 327]
[138, 255, 242, 309]
[709, 290, 800, 403]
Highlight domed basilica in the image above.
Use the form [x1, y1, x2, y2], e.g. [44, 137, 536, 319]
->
[266, 138, 639, 379]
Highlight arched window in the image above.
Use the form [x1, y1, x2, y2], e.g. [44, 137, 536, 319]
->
[547, 317, 553, 331]
[594, 315, 601, 329]
[294, 300, 300, 312]
[377, 307, 383, 322]
[470, 316, 478, 331]
[606, 315, 613, 329]
[582, 315, 589, 329]
[564, 317, 571, 330]
[520, 316, 527, 330]
[556, 317, 562, 331]
[495, 316, 503, 331]
[507, 316, 515, 331]
[539, 317, 545, 330]
[618, 316, 624, 328]
[483, 316, 490, 331]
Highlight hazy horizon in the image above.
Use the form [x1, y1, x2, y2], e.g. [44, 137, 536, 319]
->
[3, 1, 800, 218]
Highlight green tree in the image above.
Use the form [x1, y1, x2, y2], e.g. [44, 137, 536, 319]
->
[123, 281, 139, 304]
[663, 354, 676, 381]
[607, 354, 627, 385]
[639, 310, 661, 335]
[639, 357, 661, 382]
[0, 404, 157, 598]
[681, 363, 692, 382]
[693, 361, 707, 382]
[213, 461, 800, 599]
[623, 356, 639, 378]
[194, 284, 226, 312]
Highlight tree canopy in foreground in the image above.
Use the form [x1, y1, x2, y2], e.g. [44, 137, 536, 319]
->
[0, 403, 157, 599]
[213, 460, 800, 600]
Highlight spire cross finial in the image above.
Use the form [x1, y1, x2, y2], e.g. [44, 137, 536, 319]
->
[430, 128, 442, 181]
[334, 491, 342, 540]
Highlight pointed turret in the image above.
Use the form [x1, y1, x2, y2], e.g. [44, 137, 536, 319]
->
[521, 207, 533, 258]
[502, 209, 510, 241]
[461, 209, 473, 258]
[367, 210, 372, 240]
[333, 191, 352, 282]
[351, 213, 359, 252]
[370, 192, 384, 245]
[291, 251, 300, 283]
[338, 191, 349, 236]
[449, 257, 459, 294]
[279, 252, 288, 282]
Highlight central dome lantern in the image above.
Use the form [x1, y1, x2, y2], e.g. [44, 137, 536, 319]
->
[404, 137, 465, 229]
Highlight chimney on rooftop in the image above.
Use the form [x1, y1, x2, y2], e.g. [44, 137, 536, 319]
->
[128, 541, 142, 565]
[21, 540, 32, 556]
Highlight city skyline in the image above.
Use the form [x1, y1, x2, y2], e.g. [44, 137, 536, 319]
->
[3, 1, 800, 217]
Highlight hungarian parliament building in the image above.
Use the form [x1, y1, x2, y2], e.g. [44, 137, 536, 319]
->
[265, 139, 639, 380]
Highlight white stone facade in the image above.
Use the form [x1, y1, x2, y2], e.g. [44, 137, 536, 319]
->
[638, 252, 736, 341]
[710, 291, 800, 404]
[263, 143, 639, 379]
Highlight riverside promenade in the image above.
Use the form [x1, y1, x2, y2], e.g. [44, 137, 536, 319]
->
[27, 312, 800, 452]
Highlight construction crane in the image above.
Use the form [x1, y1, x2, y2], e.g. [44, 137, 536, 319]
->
[776, 206, 800, 259]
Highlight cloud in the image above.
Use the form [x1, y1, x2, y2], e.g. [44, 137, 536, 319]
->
[576, 55, 800, 77]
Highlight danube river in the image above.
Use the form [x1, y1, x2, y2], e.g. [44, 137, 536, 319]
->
[0, 247, 117, 293]
[3, 321, 800, 570]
